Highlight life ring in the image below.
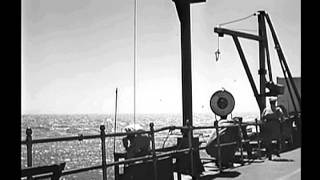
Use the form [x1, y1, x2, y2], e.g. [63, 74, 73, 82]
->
[210, 90, 235, 117]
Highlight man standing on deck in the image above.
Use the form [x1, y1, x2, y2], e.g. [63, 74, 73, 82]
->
[261, 97, 284, 160]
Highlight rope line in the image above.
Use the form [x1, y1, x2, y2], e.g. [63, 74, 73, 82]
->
[229, 28, 257, 33]
[218, 12, 257, 27]
[215, 12, 258, 62]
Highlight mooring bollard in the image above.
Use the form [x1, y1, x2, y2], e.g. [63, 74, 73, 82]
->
[100, 125, 107, 180]
[149, 123, 158, 180]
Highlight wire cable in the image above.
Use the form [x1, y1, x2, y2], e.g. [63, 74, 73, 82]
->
[229, 28, 257, 33]
[218, 12, 257, 27]
[133, 0, 137, 126]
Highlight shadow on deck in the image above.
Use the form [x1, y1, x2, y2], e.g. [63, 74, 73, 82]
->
[200, 171, 241, 180]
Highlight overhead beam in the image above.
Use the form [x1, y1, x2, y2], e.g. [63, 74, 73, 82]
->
[190, 0, 206, 3]
[214, 27, 262, 41]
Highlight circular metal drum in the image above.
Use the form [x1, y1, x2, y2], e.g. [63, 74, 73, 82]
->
[210, 90, 235, 117]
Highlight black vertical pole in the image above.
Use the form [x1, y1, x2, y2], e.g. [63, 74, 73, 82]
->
[113, 88, 118, 180]
[26, 128, 33, 167]
[214, 120, 222, 172]
[238, 118, 244, 165]
[26, 128, 33, 180]
[113, 88, 118, 153]
[150, 123, 158, 180]
[100, 125, 107, 180]
[264, 13, 301, 110]
[186, 120, 195, 178]
[172, 2, 205, 179]
[258, 11, 267, 114]
[255, 118, 262, 159]
[173, 0, 193, 133]
[260, 12, 273, 83]
[172, 0, 205, 135]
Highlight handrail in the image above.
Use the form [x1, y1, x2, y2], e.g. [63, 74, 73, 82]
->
[21, 126, 186, 145]
[21, 122, 261, 145]
[194, 122, 261, 130]
[21, 119, 263, 179]
[21, 162, 66, 180]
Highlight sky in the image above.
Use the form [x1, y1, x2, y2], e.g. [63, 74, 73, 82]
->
[21, 0, 301, 115]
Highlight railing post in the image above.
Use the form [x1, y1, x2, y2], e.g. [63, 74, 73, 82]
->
[26, 127, 33, 167]
[186, 120, 196, 180]
[238, 118, 244, 164]
[214, 120, 222, 172]
[100, 125, 107, 180]
[149, 123, 158, 180]
[278, 119, 283, 153]
[26, 127, 33, 180]
[255, 118, 261, 159]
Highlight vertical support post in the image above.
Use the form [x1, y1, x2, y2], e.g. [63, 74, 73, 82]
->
[255, 118, 261, 159]
[100, 125, 107, 180]
[238, 118, 244, 164]
[26, 127, 33, 180]
[259, 11, 272, 83]
[113, 88, 119, 180]
[265, 13, 301, 109]
[150, 123, 158, 180]
[258, 11, 267, 114]
[26, 127, 33, 167]
[186, 120, 196, 179]
[114, 154, 119, 180]
[278, 112, 283, 152]
[172, 0, 193, 134]
[214, 120, 222, 172]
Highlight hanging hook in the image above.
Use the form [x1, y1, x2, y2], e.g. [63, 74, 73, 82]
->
[215, 35, 221, 61]
[215, 49, 220, 61]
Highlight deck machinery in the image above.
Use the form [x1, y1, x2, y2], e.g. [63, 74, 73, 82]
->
[214, 11, 300, 115]
[213, 10, 301, 147]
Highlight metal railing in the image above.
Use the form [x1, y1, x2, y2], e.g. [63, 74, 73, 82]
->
[21, 118, 263, 180]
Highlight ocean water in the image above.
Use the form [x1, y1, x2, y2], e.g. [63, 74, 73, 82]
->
[21, 112, 258, 180]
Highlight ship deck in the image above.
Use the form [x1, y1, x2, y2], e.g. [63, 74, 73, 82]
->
[175, 147, 301, 180]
